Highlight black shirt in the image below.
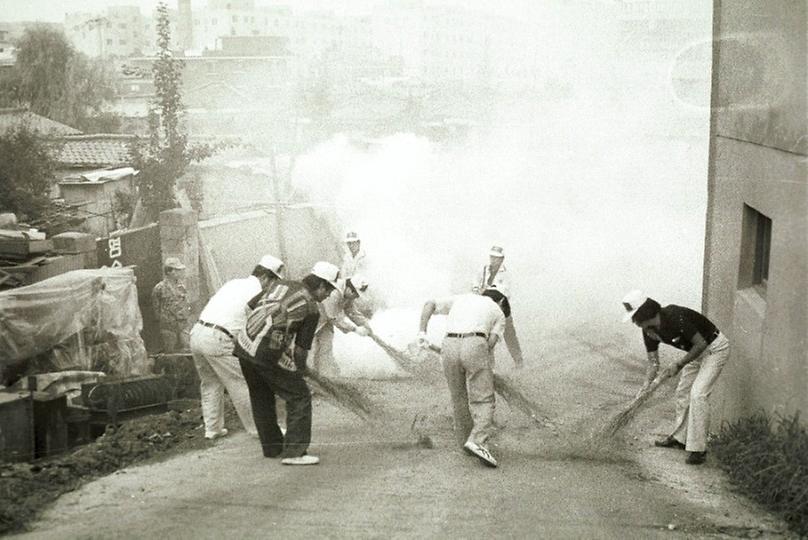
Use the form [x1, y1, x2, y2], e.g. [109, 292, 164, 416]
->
[642, 305, 719, 353]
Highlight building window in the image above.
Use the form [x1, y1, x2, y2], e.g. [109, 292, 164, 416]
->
[738, 204, 772, 294]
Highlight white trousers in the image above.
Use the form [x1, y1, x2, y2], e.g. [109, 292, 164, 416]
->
[189, 324, 257, 436]
[671, 332, 730, 452]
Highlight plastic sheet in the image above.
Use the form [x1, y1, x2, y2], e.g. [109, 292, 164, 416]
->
[0, 268, 149, 375]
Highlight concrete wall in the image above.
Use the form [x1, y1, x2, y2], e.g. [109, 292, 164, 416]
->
[703, 0, 808, 422]
[199, 205, 341, 286]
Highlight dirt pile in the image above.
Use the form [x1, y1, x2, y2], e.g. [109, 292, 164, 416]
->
[0, 401, 221, 535]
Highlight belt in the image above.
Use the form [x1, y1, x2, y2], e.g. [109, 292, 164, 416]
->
[197, 320, 234, 340]
[446, 332, 487, 339]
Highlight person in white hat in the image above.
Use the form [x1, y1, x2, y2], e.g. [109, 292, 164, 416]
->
[234, 261, 339, 466]
[310, 275, 372, 376]
[417, 288, 513, 468]
[622, 290, 731, 465]
[341, 231, 367, 280]
[471, 245, 524, 368]
[151, 256, 191, 352]
[189, 255, 285, 440]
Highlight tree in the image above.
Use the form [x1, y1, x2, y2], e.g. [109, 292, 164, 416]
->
[0, 124, 57, 220]
[134, 2, 216, 220]
[0, 26, 116, 130]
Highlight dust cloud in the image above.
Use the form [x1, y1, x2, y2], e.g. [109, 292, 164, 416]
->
[288, 3, 712, 381]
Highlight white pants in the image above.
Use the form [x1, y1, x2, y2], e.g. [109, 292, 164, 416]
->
[311, 323, 341, 376]
[190, 324, 257, 436]
[671, 332, 730, 452]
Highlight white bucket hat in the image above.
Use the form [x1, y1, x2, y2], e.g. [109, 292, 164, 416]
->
[257, 254, 284, 277]
[622, 289, 648, 322]
[311, 261, 340, 289]
[344, 231, 361, 243]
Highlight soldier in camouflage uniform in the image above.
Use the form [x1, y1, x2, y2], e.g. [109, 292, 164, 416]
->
[151, 257, 192, 352]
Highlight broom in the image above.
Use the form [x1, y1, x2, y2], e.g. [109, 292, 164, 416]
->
[600, 367, 676, 437]
[304, 369, 375, 421]
[365, 326, 418, 373]
[425, 343, 553, 429]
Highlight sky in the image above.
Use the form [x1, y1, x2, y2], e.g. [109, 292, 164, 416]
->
[0, 0, 548, 23]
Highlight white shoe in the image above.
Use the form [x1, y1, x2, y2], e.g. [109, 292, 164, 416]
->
[463, 441, 498, 468]
[204, 428, 228, 440]
[281, 455, 320, 466]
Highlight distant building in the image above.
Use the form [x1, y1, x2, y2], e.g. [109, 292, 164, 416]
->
[0, 40, 16, 66]
[703, 2, 807, 422]
[65, 5, 148, 58]
[123, 46, 294, 137]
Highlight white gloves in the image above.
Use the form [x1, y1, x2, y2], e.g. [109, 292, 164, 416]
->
[416, 331, 430, 349]
[354, 326, 370, 337]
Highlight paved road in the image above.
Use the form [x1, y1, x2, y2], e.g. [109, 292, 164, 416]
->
[12, 332, 785, 539]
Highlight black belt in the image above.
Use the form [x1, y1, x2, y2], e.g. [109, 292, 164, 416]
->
[198, 320, 234, 340]
[446, 332, 487, 339]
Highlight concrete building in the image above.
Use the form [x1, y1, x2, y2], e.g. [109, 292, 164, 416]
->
[65, 5, 148, 58]
[703, 1, 807, 422]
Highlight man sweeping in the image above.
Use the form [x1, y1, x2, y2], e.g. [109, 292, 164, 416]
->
[417, 288, 511, 468]
[234, 261, 339, 465]
[310, 275, 371, 376]
[190, 255, 284, 440]
[472, 245, 525, 368]
[622, 290, 731, 465]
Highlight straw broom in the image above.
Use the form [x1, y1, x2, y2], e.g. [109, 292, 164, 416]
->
[279, 351, 375, 420]
[425, 343, 553, 429]
[600, 367, 677, 436]
[365, 326, 418, 373]
[304, 369, 374, 421]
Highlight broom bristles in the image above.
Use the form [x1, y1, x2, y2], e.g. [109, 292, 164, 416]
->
[366, 327, 417, 373]
[601, 368, 675, 437]
[494, 374, 555, 429]
[305, 370, 374, 421]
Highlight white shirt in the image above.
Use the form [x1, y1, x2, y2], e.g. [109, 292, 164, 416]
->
[433, 293, 506, 339]
[473, 263, 512, 299]
[317, 280, 366, 333]
[341, 248, 367, 279]
[198, 275, 262, 335]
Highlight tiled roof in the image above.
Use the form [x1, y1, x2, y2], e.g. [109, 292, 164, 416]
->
[54, 134, 136, 168]
[0, 108, 82, 136]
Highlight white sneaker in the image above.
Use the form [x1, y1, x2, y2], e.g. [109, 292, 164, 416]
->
[463, 441, 498, 468]
[281, 455, 320, 466]
[204, 428, 228, 440]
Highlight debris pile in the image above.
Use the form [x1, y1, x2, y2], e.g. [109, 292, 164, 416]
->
[0, 402, 212, 535]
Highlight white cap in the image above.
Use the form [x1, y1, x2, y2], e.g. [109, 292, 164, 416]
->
[164, 257, 186, 270]
[311, 261, 340, 289]
[489, 245, 505, 258]
[257, 254, 284, 277]
[345, 231, 361, 243]
[622, 289, 648, 322]
[346, 274, 368, 294]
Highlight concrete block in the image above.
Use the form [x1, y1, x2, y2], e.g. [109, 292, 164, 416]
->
[159, 209, 196, 227]
[52, 232, 96, 254]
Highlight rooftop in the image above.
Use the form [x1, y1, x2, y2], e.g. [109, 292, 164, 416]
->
[53, 134, 136, 169]
[0, 108, 82, 137]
